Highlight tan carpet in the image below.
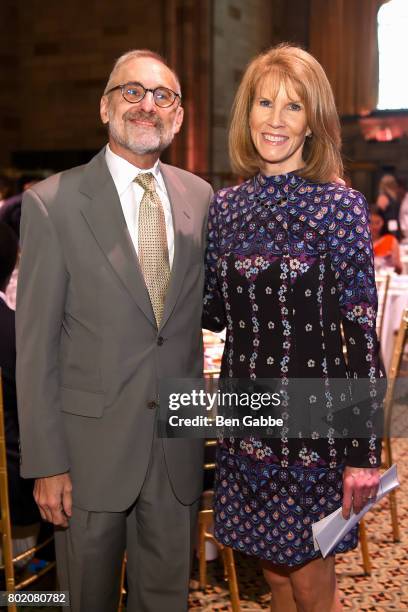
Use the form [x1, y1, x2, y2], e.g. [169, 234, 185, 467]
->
[16, 440, 407, 611]
[188, 438, 407, 611]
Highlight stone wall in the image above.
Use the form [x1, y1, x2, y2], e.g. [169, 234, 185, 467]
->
[210, 0, 310, 185]
[0, 0, 310, 176]
[0, 0, 20, 168]
[211, 0, 273, 181]
[1, 0, 166, 169]
[342, 119, 408, 201]
[1, 0, 404, 199]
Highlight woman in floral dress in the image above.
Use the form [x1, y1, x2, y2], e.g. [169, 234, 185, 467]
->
[203, 44, 382, 612]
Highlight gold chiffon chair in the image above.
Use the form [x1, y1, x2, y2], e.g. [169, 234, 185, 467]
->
[117, 553, 127, 612]
[358, 520, 371, 575]
[375, 272, 391, 340]
[382, 307, 408, 542]
[339, 325, 373, 575]
[358, 272, 394, 572]
[196, 369, 240, 610]
[358, 307, 407, 575]
[0, 369, 55, 611]
[197, 438, 240, 612]
[117, 440, 241, 612]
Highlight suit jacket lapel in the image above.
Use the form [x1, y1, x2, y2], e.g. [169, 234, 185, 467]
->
[79, 149, 156, 327]
[159, 162, 193, 331]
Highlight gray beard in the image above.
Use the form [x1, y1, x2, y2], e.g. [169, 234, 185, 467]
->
[108, 115, 175, 156]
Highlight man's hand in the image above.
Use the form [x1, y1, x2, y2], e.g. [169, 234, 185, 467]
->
[34, 472, 73, 527]
[342, 466, 380, 519]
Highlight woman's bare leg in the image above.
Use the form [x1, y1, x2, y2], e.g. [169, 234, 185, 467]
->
[260, 560, 297, 612]
[289, 556, 342, 612]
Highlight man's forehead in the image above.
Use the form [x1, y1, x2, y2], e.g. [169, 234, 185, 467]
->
[115, 57, 179, 91]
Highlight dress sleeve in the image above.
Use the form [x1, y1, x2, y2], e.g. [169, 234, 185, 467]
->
[328, 188, 384, 468]
[202, 193, 226, 332]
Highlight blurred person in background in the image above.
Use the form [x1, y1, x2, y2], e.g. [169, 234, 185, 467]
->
[370, 206, 402, 273]
[0, 178, 39, 310]
[0, 176, 13, 203]
[376, 173, 402, 240]
[399, 188, 408, 241]
[0, 222, 41, 565]
[0, 177, 39, 241]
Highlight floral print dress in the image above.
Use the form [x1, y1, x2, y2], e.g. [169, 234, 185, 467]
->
[203, 172, 383, 565]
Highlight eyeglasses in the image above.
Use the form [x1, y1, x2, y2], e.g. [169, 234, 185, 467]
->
[105, 81, 182, 108]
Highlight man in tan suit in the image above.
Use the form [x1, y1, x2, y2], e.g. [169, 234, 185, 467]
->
[16, 49, 213, 612]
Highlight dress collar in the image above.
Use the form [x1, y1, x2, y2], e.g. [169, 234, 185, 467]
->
[255, 171, 306, 190]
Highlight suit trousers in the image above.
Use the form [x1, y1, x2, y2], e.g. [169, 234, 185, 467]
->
[54, 438, 199, 612]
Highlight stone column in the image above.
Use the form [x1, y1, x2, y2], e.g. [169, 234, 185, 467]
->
[164, 0, 212, 179]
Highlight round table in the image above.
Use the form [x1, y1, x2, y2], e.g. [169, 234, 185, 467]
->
[378, 273, 408, 371]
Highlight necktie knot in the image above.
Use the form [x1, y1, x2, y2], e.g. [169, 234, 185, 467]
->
[135, 172, 156, 193]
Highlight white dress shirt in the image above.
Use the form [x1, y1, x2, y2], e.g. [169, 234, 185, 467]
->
[105, 144, 175, 267]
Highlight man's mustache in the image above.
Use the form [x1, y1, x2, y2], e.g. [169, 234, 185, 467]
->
[123, 110, 162, 128]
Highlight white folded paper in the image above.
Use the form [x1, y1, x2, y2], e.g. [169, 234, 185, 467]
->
[312, 464, 399, 558]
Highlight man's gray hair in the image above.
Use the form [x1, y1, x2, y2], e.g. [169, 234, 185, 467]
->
[103, 49, 181, 95]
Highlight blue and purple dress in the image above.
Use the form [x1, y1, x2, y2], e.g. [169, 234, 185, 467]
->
[203, 172, 383, 566]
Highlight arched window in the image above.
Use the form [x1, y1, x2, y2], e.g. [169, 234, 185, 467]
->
[378, 0, 408, 109]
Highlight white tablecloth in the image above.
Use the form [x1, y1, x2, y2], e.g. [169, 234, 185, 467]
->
[400, 243, 408, 275]
[378, 274, 408, 370]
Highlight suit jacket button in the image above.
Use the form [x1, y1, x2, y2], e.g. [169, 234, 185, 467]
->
[157, 336, 164, 346]
[147, 400, 157, 409]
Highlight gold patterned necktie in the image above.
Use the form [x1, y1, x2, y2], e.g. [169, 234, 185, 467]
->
[135, 172, 170, 327]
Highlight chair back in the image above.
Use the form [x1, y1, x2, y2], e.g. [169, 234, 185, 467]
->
[0, 369, 56, 601]
[0, 368, 17, 610]
[383, 308, 408, 466]
[375, 273, 391, 339]
[203, 370, 219, 472]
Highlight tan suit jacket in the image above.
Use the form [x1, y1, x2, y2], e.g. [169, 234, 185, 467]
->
[16, 148, 213, 511]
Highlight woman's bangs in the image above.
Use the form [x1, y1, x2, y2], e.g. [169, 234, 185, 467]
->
[255, 66, 306, 103]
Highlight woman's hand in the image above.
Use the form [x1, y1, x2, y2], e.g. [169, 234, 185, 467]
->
[332, 176, 345, 186]
[376, 193, 389, 210]
[342, 466, 380, 519]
